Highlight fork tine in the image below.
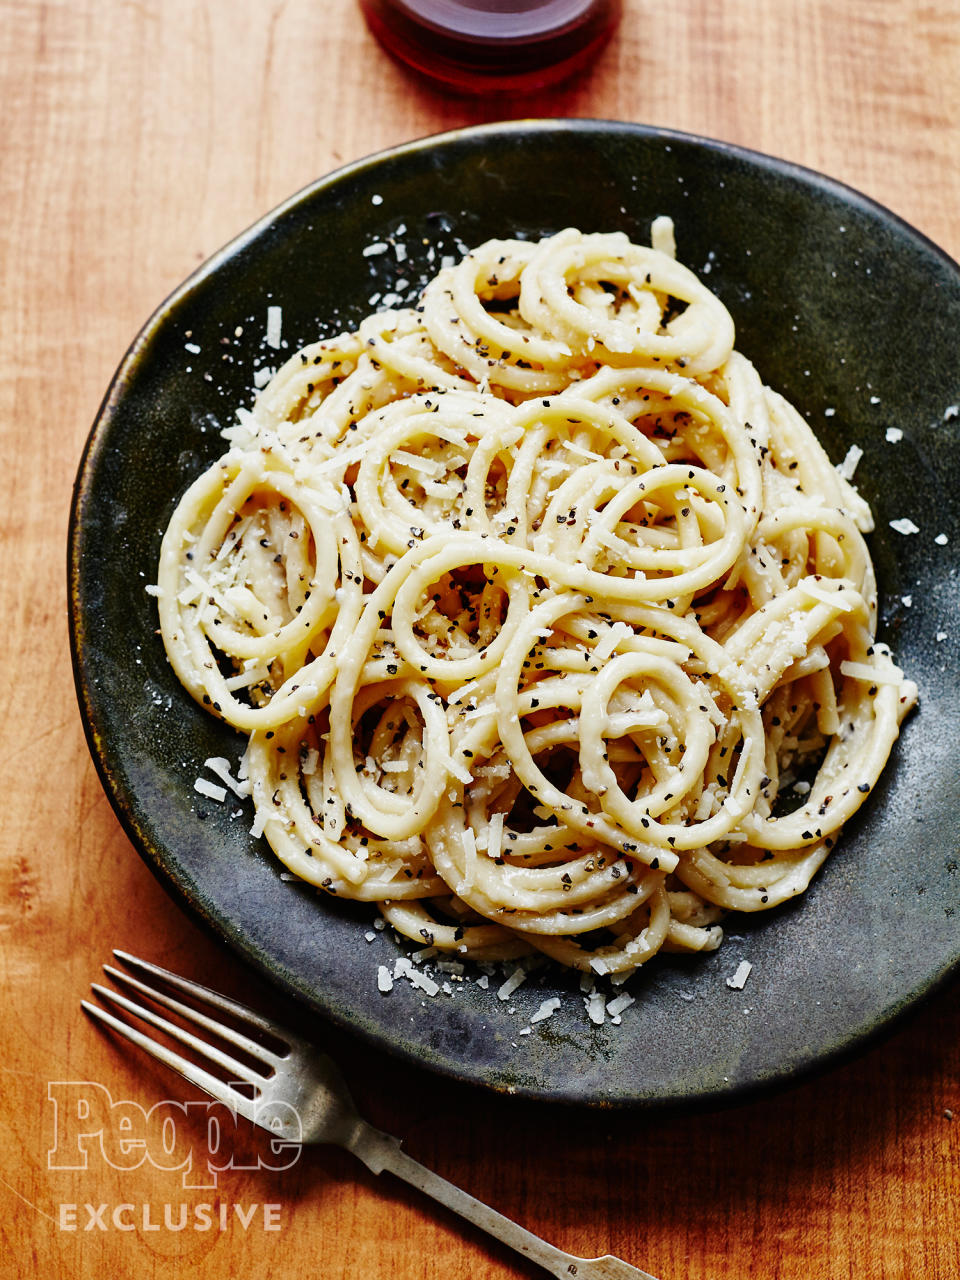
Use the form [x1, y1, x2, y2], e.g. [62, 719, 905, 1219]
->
[103, 963, 283, 1070]
[112, 950, 296, 1049]
[81, 1000, 257, 1124]
[90, 982, 267, 1089]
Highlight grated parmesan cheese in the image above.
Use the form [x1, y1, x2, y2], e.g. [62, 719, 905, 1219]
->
[446, 755, 473, 785]
[835, 444, 863, 481]
[593, 621, 632, 662]
[203, 756, 248, 796]
[726, 960, 753, 990]
[606, 993, 635, 1018]
[530, 997, 561, 1024]
[391, 450, 444, 476]
[889, 517, 920, 535]
[839, 660, 904, 685]
[194, 777, 226, 803]
[800, 581, 853, 611]
[586, 991, 606, 1025]
[562, 440, 604, 462]
[497, 966, 526, 1001]
[407, 968, 440, 997]
[487, 812, 504, 862]
[266, 306, 282, 350]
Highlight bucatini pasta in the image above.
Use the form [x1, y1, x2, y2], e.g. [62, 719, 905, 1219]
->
[155, 222, 916, 978]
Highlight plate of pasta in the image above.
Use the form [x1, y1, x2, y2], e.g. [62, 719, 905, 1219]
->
[70, 120, 960, 1106]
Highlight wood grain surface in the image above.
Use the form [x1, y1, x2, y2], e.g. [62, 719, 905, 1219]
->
[2, 2, 958, 1277]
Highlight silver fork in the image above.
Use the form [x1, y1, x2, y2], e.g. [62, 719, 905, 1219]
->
[83, 951, 659, 1280]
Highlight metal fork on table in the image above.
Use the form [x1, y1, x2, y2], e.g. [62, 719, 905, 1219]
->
[83, 952, 659, 1280]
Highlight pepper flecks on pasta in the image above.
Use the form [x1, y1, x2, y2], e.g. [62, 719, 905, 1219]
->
[156, 224, 916, 978]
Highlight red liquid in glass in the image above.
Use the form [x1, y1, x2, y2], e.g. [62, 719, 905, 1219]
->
[358, 0, 622, 93]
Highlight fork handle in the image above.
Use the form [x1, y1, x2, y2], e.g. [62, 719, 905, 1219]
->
[346, 1121, 659, 1280]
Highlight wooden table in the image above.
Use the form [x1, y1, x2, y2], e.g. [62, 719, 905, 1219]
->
[3, 2, 958, 1276]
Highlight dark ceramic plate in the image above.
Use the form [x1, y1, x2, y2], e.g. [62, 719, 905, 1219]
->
[70, 121, 960, 1107]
